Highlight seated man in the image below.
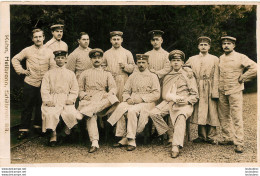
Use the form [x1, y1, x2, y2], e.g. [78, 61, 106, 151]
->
[41, 50, 80, 147]
[108, 54, 160, 151]
[149, 50, 199, 158]
[78, 48, 119, 153]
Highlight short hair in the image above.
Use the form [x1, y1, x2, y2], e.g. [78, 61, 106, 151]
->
[31, 29, 44, 38]
[78, 32, 89, 40]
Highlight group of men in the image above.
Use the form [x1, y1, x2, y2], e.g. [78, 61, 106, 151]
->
[12, 24, 257, 159]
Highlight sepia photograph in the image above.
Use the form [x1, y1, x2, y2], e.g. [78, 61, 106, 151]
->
[1, 2, 258, 166]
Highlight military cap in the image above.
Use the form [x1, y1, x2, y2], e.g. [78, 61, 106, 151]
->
[198, 36, 211, 44]
[89, 48, 104, 58]
[110, 31, 123, 37]
[50, 24, 64, 30]
[221, 36, 236, 43]
[169, 50, 185, 61]
[148, 30, 164, 38]
[136, 54, 149, 61]
[53, 50, 67, 57]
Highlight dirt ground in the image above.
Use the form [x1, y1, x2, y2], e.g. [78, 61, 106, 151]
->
[11, 92, 257, 164]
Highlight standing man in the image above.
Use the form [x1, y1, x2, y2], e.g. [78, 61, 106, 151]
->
[12, 28, 56, 139]
[41, 50, 80, 146]
[78, 48, 119, 153]
[103, 31, 135, 102]
[108, 54, 160, 151]
[145, 30, 172, 144]
[185, 36, 220, 144]
[66, 32, 92, 81]
[218, 36, 257, 153]
[145, 30, 171, 79]
[149, 50, 199, 158]
[45, 24, 68, 53]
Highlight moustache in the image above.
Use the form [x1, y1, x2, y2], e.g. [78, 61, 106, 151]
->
[224, 47, 229, 50]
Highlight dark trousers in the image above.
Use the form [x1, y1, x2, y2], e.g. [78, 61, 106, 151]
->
[19, 82, 42, 131]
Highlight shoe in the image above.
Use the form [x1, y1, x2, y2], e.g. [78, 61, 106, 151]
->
[171, 151, 180, 158]
[218, 141, 234, 145]
[113, 143, 124, 148]
[88, 146, 98, 153]
[234, 145, 244, 153]
[166, 142, 172, 147]
[34, 128, 43, 136]
[17, 132, 29, 140]
[192, 138, 206, 143]
[48, 141, 57, 147]
[207, 139, 218, 145]
[126, 145, 136, 151]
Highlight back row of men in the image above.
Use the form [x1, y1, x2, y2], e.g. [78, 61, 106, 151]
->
[12, 24, 257, 158]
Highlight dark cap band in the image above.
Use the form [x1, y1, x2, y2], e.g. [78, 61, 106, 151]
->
[169, 50, 185, 61]
[89, 48, 104, 58]
[53, 50, 67, 57]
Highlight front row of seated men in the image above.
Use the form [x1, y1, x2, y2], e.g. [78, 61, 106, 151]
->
[41, 48, 197, 158]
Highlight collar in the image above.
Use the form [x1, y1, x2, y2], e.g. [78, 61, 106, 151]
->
[169, 68, 183, 75]
[51, 37, 60, 43]
[153, 47, 163, 52]
[199, 52, 209, 57]
[33, 44, 43, 49]
[225, 50, 235, 56]
[57, 65, 66, 69]
[79, 45, 91, 51]
[112, 46, 122, 50]
[137, 68, 150, 75]
[93, 66, 103, 71]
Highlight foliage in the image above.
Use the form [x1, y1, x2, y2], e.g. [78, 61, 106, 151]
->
[10, 5, 257, 93]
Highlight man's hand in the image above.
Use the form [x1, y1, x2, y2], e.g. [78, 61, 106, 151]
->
[182, 67, 193, 79]
[83, 95, 91, 101]
[44, 101, 55, 107]
[102, 93, 109, 99]
[133, 96, 143, 104]
[119, 63, 125, 69]
[23, 70, 31, 76]
[126, 98, 134, 105]
[65, 100, 74, 105]
[176, 98, 188, 105]
[238, 75, 244, 84]
[149, 68, 156, 73]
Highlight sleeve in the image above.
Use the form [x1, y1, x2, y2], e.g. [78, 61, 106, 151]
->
[184, 57, 192, 68]
[122, 75, 132, 101]
[140, 74, 161, 103]
[66, 52, 77, 72]
[49, 53, 57, 70]
[186, 75, 199, 105]
[211, 57, 219, 98]
[41, 72, 52, 102]
[11, 49, 27, 75]
[240, 55, 257, 82]
[102, 53, 108, 68]
[67, 73, 79, 102]
[123, 50, 135, 74]
[107, 72, 117, 95]
[154, 53, 172, 78]
[78, 72, 87, 100]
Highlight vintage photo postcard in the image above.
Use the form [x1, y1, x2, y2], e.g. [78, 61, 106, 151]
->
[0, 1, 259, 170]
